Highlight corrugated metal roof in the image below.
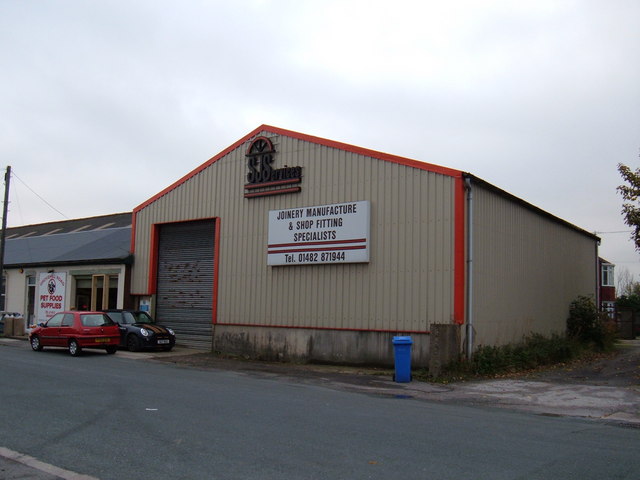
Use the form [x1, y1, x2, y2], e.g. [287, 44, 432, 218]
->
[4, 226, 132, 267]
[5, 212, 131, 239]
[463, 174, 600, 242]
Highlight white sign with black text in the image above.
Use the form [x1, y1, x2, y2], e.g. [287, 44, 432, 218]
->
[268, 201, 370, 265]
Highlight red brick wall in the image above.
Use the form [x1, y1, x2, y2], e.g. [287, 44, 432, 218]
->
[600, 285, 616, 302]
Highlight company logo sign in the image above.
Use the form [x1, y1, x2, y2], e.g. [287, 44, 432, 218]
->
[244, 136, 302, 198]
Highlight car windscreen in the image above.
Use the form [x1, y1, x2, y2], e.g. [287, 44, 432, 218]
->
[80, 314, 115, 327]
[105, 311, 124, 323]
[104, 311, 156, 324]
[117, 312, 136, 324]
[132, 312, 155, 324]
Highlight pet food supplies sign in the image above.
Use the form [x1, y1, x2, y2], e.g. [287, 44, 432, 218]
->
[36, 272, 67, 322]
[268, 201, 370, 266]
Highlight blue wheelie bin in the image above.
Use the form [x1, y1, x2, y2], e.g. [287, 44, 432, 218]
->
[392, 336, 413, 383]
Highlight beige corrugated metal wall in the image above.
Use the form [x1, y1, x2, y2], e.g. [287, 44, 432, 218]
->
[132, 131, 458, 334]
[471, 183, 597, 346]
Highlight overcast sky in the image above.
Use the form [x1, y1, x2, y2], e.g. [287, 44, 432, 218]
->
[1, 0, 639, 281]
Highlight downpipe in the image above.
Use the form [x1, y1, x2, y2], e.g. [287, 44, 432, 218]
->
[464, 176, 474, 359]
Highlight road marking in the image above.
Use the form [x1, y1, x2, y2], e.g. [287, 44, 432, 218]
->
[0, 446, 101, 480]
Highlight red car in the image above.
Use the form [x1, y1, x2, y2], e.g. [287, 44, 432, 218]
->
[29, 311, 120, 356]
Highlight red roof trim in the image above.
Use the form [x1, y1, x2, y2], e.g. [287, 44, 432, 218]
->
[134, 124, 462, 212]
[244, 178, 301, 189]
[265, 125, 462, 178]
[243, 186, 302, 198]
[215, 321, 431, 335]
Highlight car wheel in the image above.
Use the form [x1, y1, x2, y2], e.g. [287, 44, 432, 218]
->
[126, 334, 141, 352]
[30, 335, 43, 351]
[105, 345, 117, 355]
[68, 339, 82, 356]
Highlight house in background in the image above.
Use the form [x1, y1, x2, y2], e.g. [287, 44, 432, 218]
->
[1, 212, 133, 329]
[598, 257, 615, 317]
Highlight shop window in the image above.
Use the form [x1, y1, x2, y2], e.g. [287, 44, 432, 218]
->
[91, 275, 108, 311]
[74, 274, 119, 311]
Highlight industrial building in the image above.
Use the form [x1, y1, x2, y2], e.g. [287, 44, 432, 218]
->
[129, 125, 599, 366]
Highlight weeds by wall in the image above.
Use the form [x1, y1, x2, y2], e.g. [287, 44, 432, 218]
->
[430, 295, 618, 381]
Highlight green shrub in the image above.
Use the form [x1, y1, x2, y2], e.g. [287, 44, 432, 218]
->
[473, 334, 580, 375]
[430, 296, 618, 382]
[435, 333, 582, 380]
[567, 295, 617, 350]
[616, 293, 640, 312]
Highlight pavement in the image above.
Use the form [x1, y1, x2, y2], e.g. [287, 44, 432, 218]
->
[0, 446, 99, 480]
[1, 336, 639, 479]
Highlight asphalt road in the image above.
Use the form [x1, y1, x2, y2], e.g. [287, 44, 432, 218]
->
[1, 342, 639, 480]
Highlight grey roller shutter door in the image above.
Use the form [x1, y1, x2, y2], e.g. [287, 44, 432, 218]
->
[156, 220, 215, 350]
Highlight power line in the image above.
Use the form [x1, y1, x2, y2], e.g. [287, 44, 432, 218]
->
[11, 170, 69, 219]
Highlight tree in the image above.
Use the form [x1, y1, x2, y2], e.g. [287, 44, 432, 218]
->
[616, 266, 640, 297]
[617, 163, 640, 251]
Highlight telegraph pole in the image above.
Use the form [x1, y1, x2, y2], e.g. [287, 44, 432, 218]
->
[0, 166, 10, 309]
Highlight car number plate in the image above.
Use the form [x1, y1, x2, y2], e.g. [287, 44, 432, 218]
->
[157, 339, 170, 344]
[95, 338, 109, 343]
